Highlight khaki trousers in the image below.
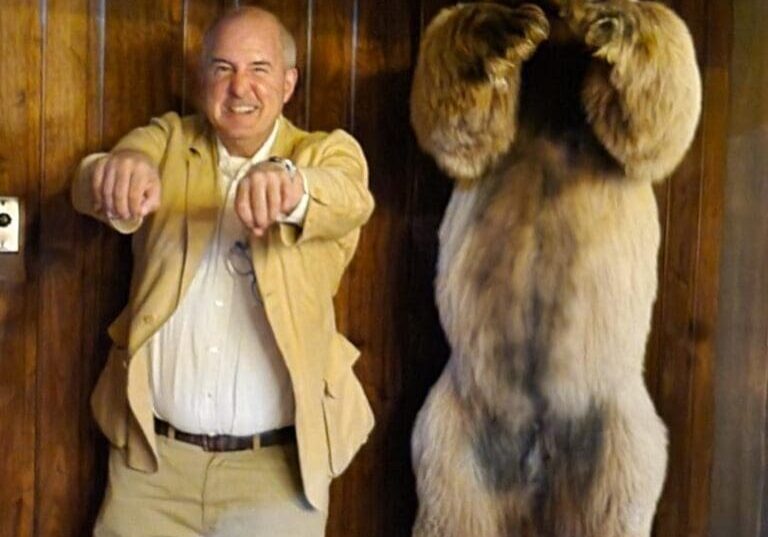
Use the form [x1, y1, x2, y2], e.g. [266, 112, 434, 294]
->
[93, 435, 327, 537]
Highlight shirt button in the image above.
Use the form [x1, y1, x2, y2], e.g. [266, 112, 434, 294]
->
[214, 299, 224, 308]
[209, 346, 219, 354]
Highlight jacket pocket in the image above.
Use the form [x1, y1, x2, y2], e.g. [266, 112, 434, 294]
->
[90, 345, 130, 448]
[321, 335, 375, 476]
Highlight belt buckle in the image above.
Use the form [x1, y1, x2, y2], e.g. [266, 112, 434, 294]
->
[201, 435, 217, 452]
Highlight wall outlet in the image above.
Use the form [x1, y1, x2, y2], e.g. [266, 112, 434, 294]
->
[0, 197, 21, 253]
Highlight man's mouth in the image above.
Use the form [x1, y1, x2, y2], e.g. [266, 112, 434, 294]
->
[227, 104, 258, 115]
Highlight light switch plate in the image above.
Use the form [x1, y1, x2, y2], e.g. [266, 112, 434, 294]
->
[0, 197, 20, 253]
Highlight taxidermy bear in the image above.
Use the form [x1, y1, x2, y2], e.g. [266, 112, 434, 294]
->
[409, 0, 701, 536]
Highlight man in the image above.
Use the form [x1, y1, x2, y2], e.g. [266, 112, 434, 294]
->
[71, 7, 374, 536]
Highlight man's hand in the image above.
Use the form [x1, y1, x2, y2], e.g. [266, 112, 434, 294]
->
[91, 149, 162, 220]
[235, 162, 304, 237]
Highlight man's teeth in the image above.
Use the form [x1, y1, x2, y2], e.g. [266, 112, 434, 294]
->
[230, 105, 256, 114]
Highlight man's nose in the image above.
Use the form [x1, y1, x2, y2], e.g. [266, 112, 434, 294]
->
[229, 70, 250, 97]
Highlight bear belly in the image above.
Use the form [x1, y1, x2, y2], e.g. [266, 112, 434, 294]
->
[434, 145, 661, 493]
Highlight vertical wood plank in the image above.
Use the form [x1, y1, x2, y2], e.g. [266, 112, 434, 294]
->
[307, 0, 354, 133]
[103, 0, 185, 145]
[77, 1, 113, 534]
[710, 0, 768, 535]
[36, 0, 108, 534]
[683, 0, 730, 534]
[0, 2, 41, 536]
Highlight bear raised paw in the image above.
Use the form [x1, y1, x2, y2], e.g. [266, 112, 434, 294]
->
[409, 1, 701, 536]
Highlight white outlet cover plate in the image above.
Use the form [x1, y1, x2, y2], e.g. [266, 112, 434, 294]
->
[0, 197, 20, 253]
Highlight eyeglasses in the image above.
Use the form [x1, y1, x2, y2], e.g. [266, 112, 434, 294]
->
[226, 240, 261, 303]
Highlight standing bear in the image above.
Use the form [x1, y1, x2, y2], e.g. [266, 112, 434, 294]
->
[409, 0, 701, 536]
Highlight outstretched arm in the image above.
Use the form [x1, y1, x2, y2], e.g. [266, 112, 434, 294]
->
[411, 3, 550, 185]
[564, 0, 701, 182]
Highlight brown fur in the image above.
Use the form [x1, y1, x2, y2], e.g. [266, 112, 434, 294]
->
[409, 1, 700, 536]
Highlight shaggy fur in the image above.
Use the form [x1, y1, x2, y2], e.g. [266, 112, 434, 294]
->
[409, 1, 701, 536]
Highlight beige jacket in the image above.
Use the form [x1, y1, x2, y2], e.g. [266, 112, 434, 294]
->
[71, 112, 375, 511]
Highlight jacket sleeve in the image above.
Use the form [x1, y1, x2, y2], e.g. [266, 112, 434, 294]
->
[280, 129, 374, 246]
[70, 113, 176, 234]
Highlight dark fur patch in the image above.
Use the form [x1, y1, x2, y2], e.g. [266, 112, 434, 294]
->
[550, 406, 605, 492]
[532, 406, 606, 536]
[472, 403, 605, 504]
[473, 414, 545, 492]
[457, 5, 546, 83]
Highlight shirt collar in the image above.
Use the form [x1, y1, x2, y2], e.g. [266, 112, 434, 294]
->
[216, 120, 280, 178]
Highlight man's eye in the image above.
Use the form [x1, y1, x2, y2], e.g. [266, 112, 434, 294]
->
[213, 65, 231, 75]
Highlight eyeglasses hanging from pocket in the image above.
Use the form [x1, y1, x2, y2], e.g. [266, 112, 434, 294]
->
[225, 240, 262, 303]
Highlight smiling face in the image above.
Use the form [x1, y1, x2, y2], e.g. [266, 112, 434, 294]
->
[201, 11, 298, 157]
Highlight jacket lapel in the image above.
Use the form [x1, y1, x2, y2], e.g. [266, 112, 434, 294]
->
[269, 116, 297, 159]
[180, 126, 220, 296]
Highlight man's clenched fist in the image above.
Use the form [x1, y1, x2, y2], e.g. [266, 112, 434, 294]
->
[235, 161, 304, 237]
[91, 149, 162, 220]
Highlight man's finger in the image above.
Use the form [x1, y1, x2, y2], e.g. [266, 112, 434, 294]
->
[266, 175, 282, 222]
[113, 162, 133, 220]
[281, 176, 303, 214]
[141, 178, 161, 216]
[251, 176, 269, 230]
[235, 179, 256, 229]
[280, 180, 292, 214]
[101, 159, 118, 217]
[128, 172, 149, 218]
[250, 226, 266, 238]
[91, 157, 107, 212]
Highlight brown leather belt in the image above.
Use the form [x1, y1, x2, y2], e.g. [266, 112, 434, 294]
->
[154, 418, 295, 452]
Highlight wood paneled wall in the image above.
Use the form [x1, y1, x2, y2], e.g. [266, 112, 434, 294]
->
[0, 1, 743, 536]
[710, 0, 768, 535]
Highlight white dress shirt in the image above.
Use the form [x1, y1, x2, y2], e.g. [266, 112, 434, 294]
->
[148, 121, 309, 435]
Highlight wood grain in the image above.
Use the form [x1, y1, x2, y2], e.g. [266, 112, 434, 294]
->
[326, 0, 420, 533]
[307, 0, 355, 132]
[103, 0, 185, 145]
[684, 0, 730, 534]
[710, 0, 768, 536]
[0, 2, 41, 537]
[35, 1, 102, 534]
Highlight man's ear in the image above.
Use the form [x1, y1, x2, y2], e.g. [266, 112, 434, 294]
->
[283, 67, 299, 104]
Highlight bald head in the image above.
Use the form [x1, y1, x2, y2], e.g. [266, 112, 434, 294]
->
[199, 5, 299, 157]
[201, 7, 297, 70]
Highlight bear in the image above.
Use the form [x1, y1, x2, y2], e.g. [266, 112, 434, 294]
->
[408, 1, 701, 536]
